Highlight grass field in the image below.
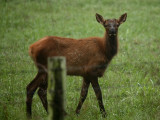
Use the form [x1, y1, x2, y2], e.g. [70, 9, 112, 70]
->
[0, 0, 160, 120]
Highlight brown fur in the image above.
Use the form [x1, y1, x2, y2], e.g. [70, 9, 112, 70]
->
[26, 13, 127, 118]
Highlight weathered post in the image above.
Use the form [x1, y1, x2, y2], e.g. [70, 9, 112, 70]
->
[48, 57, 66, 120]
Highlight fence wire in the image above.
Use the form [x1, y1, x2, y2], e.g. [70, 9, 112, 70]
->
[0, 60, 159, 107]
[1, 60, 159, 74]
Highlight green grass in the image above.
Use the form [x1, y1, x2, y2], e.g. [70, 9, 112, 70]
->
[0, 0, 160, 119]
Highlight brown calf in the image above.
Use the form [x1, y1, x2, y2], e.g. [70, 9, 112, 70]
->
[26, 13, 127, 118]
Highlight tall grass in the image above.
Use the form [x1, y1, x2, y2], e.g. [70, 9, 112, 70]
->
[0, 0, 160, 119]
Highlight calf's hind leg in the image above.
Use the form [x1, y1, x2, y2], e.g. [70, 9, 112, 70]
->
[26, 71, 45, 118]
[37, 73, 48, 113]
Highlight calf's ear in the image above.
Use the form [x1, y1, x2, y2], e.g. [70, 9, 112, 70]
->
[118, 13, 127, 24]
[96, 13, 105, 25]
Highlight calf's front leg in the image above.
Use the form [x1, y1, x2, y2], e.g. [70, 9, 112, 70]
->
[90, 77, 107, 117]
[76, 77, 90, 114]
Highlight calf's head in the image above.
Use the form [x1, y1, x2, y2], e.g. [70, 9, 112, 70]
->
[96, 13, 127, 36]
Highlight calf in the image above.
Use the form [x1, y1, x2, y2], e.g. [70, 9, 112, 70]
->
[26, 13, 127, 118]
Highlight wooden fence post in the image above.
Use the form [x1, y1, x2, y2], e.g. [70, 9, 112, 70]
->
[48, 57, 66, 120]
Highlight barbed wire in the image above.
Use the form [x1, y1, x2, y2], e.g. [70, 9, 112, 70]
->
[0, 59, 159, 105]
[1, 60, 159, 74]
[0, 82, 158, 97]
[0, 84, 159, 105]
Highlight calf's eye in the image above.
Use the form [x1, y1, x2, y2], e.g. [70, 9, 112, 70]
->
[104, 24, 110, 27]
